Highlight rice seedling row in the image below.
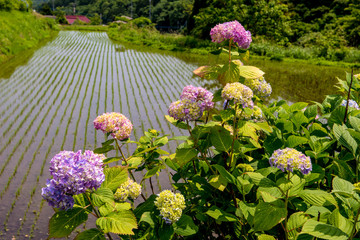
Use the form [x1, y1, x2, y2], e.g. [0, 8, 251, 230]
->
[0, 37, 86, 132]
[0, 39, 89, 178]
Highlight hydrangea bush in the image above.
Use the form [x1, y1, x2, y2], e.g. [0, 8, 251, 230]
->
[42, 21, 360, 239]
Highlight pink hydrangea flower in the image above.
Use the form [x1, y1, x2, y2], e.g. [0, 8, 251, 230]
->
[93, 112, 133, 140]
[210, 21, 252, 49]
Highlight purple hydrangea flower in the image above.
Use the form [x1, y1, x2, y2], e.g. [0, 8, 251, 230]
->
[210, 21, 252, 49]
[341, 99, 360, 110]
[269, 148, 312, 175]
[180, 85, 215, 111]
[168, 99, 203, 121]
[93, 112, 133, 140]
[42, 150, 106, 210]
[244, 77, 272, 98]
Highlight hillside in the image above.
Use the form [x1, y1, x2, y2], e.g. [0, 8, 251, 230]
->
[0, 10, 58, 64]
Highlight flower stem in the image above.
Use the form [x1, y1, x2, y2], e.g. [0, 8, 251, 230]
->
[229, 39, 232, 63]
[350, 206, 360, 239]
[229, 105, 241, 169]
[284, 171, 291, 240]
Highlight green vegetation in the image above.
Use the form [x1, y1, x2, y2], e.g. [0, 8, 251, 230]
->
[108, 25, 360, 66]
[60, 24, 109, 31]
[0, 10, 58, 64]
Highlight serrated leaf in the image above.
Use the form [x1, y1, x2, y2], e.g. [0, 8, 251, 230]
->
[238, 65, 264, 79]
[94, 145, 115, 154]
[286, 136, 308, 148]
[299, 190, 338, 207]
[332, 176, 355, 194]
[301, 219, 348, 240]
[102, 166, 128, 192]
[289, 102, 308, 112]
[304, 105, 318, 119]
[247, 172, 276, 187]
[210, 126, 233, 152]
[154, 136, 168, 146]
[74, 228, 106, 240]
[349, 116, 360, 132]
[253, 202, 287, 231]
[328, 107, 346, 127]
[333, 124, 357, 154]
[175, 148, 197, 167]
[92, 188, 114, 207]
[206, 206, 237, 222]
[173, 215, 198, 236]
[329, 209, 352, 236]
[49, 207, 88, 238]
[143, 166, 159, 179]
[103, 157, 122, 165]
[96, 210, 137, 235]
[127, 157, 143, 168]
[134, 194, 157, 219]
[209, 175, 228, 191]
[287, 212, 310, 240]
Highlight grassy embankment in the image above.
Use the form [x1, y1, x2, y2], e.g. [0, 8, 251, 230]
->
[107, 25, 360, 68]
[60, 25, 109, 32]
[0, 10, 58, 65]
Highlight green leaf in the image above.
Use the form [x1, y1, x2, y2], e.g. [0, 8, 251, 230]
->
[304, 105, 318, 119]
[103, 157, 122, 165]
[208, 175, 228, 191]
[175, 148, 197, 167]
[74, 228, 106, 240]
[154, 136, 168, 146]
[299, 189, 338, 207]
[213, 164, 236, 184]
[329, 209, 352, 236]
[276, 177, 293, 192]
[165, 115, 189, 130]
[253, 202, 287, 231]
[247, 172, 276, 187]
[49, 207, 88, 238]
[290, 112, 309, 130]
[127, 157, 143, 168]
[289, 102, 308, 112]
[139, 212, 155, 228]
[206, 206, 237, 222]
[96, 210, 137, 235]
[173, 215, 198, 236]
[210, 126, 233, 152]
[332, 176, 355, 194]
[258, 234, 276, 240]
[143, 166, 160, 179]
[94, 145, 115, 154]
[288, 174, 306, 197]
[286, 136, 308, 148]
[98, 202, 131, 216]
[349, 116, 360, 132]
[102, 166, 128, 192]
[101, 139, 115, 147]
[301, 219, 348, 240]
[92, 188, 114, 207]
[333, 124, 358, 154]
[287, 212, 310, 240]
[238, 65, 264, 79]
[328, 107, 346, 127]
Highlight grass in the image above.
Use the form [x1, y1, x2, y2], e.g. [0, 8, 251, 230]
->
[0, 10, 58, 64]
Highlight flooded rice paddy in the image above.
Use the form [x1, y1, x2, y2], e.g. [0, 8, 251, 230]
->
[0, 30, 349, 239]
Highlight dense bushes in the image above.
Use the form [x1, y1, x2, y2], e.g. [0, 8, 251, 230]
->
[0, 0, 32, 11]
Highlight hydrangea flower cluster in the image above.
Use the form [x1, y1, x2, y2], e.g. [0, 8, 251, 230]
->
[168, 86, 214, 121]
[341, 99, 360, 110]
[42, 150, 105, 210]
[93, 112, 133, 140]
[222, 82, 254, 108]
[210, 20, 252, 49]
[180, 85, 215, 111]
[269, 148, 312, 175]
[114, 178, 142, 201]
[244, 77, 272, 97]
[155, 190, 186, 224]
